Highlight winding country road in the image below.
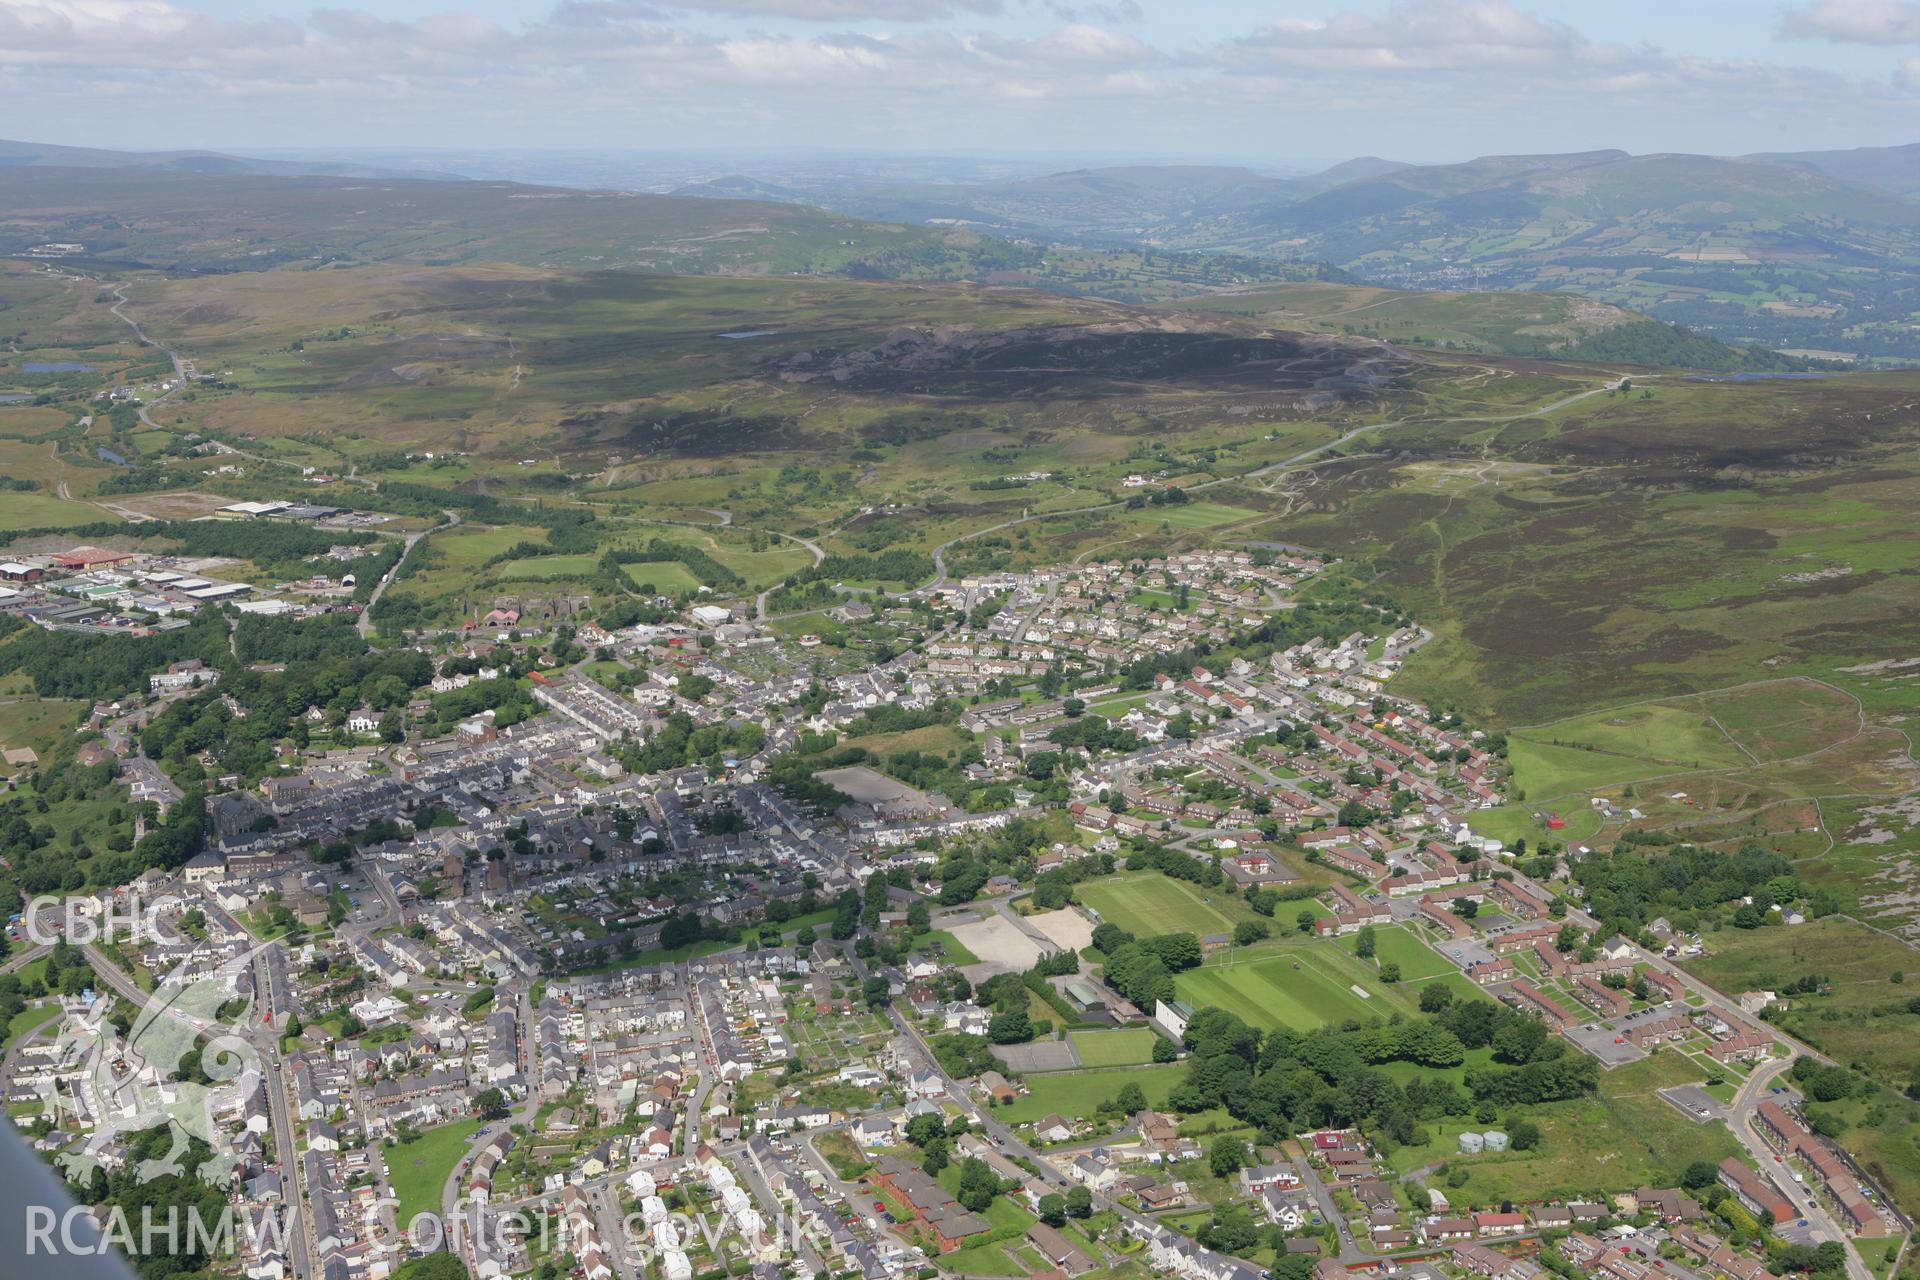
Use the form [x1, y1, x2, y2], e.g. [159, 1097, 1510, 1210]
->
[104, 280, 379, 489]
[1486, 856, 1881, 1280]
[358, 511, 460, 639]
[105, 283, 197, 437]
[753, 529, 826, 620]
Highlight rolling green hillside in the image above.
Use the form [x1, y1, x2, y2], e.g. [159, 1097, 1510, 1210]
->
[0, 166, 1027, 278]
[0, 135, 459, 181]
[1159, 281, 1808, 369]
[1749, 141, 1920, 198]
[810, 164, 1302, 242]
[784, 148, 1920, 362]
[0, 164, 1323, 303]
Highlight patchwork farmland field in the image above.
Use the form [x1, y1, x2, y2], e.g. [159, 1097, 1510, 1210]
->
[1519, 700, 1749, 773]
[1696, 679, 1862, 763]
[1504, 678, 1873, 807]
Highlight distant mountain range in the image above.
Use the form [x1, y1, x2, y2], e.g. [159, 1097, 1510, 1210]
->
[0, 152, 1328, 305]
[671, 144, 1920, 361]
[10, 135, 1920, 360]
[1748, 141, 1920, 198]
[0, 137, 466, 182]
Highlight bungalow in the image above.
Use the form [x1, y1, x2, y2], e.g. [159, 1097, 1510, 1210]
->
[1026, 1224, 1095, 1276]
[1529, 1204, 1571, 1230]
[1424, 1218, 1475, 1243]
[1138, 1182, 1188, 1210]
[978, 1071, 1018, 1104]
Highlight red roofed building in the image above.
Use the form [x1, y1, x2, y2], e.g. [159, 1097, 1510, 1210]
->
[1508, 979, 1575, 1029]
[1718, 1158, 1794, 1224]
[1575, 974, 1632, 1018]
[56, 545, 134, 569]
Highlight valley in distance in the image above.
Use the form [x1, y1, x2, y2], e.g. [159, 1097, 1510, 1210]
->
[0, 134, 1917, 1280]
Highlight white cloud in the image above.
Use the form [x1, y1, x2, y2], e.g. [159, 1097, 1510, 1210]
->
[716, 33, 906, 84]
[974, 21, 1152, 66]
[1022, 22, 1148, 63]
[1203, 0, 1869, 124]
[0, 0, 1903, 155]
[1221, 1, 1613, 73]
[672, 0, 1001, 18]
[1780, 0, 1920, 44]
[1042, 0, 1142, 22]
[0, 0, 1159, 100]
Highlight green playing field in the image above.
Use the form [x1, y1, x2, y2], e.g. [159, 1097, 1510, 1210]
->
[1076, 873, 1252, 939]
[1174, 951, 1385, 1031]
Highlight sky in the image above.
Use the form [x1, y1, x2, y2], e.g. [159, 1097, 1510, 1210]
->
[5, 0, 1920, 165]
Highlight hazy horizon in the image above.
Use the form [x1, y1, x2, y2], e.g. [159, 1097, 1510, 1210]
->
[8, 0, 1920, 163]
